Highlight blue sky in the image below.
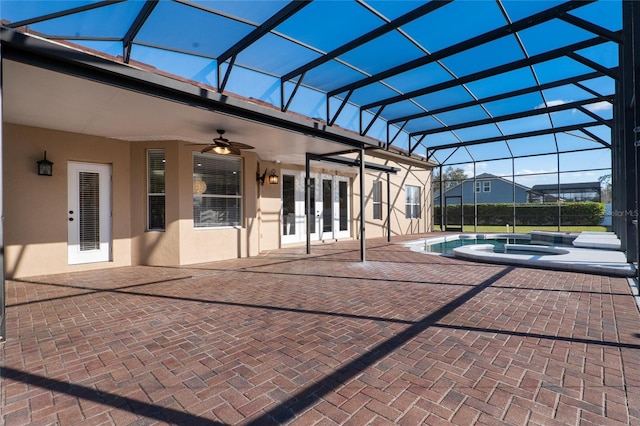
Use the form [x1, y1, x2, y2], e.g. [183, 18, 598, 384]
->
[2, 0, 618, 186]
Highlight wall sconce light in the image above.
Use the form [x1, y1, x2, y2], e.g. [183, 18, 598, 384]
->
[37, 151, 53, 176]
[268, 169, 279, 185]
[257, 168, 267, 186]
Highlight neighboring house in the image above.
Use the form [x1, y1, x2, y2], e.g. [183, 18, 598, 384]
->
[1, 30, 434, 279]
[434, 173, 530, 205]
[529, 182, 602, 203]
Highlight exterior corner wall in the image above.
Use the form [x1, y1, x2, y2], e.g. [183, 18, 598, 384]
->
[352, 156, 433, 239]
[3, 124, 132, 278]
[130, 141, 181, 266]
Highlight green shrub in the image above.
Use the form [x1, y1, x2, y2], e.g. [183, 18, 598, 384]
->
[434, 202, 605, 226]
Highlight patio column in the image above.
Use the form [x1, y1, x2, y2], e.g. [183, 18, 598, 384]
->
[620, 0, 640, 265]
[630, 0, 640, 274]
[360, 147, 365, 262]
[473, 162, 477, 232]
[512, 157, 516, 233]
[387, 172, 391, 242]
[0, 43, 5, 341]
[557, 153, 561, 232]
[620, 1, 637, 261]
[305, 153, 311, 255]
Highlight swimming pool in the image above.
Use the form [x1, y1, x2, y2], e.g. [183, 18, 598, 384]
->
[417, 234, 532, 255]
[409, 232, 575, 255]
[424, 237, 533, 254]
[404, 233, 636, 277]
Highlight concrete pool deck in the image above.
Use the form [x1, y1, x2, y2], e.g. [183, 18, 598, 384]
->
[407, 232, 636, 278]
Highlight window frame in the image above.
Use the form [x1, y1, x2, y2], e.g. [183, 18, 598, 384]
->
[483, 181, 491, 192]
[405, 185, 421, 219]
[372, 180, 382, 220]
[193, 152, 243, 229]
[147, 149, 166, 231]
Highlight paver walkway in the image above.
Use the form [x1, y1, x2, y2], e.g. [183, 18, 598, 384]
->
[2, 235, 640, 425]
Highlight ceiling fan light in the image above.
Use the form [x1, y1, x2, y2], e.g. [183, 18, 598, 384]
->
[212, 146, 232, 155]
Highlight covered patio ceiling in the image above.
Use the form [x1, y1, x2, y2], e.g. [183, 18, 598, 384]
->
[1, 0, 621, 166]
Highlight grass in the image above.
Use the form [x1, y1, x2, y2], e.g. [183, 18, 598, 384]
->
[455, 225, 609, 233]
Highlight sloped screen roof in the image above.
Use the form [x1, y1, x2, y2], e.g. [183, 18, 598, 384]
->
[1, 0, 619, 165]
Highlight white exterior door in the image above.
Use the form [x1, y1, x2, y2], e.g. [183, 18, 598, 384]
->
[281, 170, 350, 244]
[281, 171, 320, 244]
[67, 162, 112, 265]
[319, 174, 350, 240]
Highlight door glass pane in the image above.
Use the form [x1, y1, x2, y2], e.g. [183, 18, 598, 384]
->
[323, 179, 332, 232]
[79, 171, 100, 251]
[339, 181, 348, 231]
[309, 178, 316, 234]
[283, 175, 295, 236]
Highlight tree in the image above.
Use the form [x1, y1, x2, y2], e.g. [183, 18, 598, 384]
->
[433, 166, 468, 191]
[599, 174, 611, 203]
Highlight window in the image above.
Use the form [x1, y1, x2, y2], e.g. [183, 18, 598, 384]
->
[475, 181, 481, 193]
[483, 181, 491, 192]
[405, 185, 421, 219]
[147, 149, 165, 230]
[193, 153, 242, 228]
[373, 180, 382, 220]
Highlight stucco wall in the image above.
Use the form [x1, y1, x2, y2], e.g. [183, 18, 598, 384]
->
[130, 142, 263, 266]
[4, 124, 432, 279]
[256, 161, 283, 252]
[354, 160, 432, 239]
[4, 124, 132, 278]
[257, 157, 432, 248]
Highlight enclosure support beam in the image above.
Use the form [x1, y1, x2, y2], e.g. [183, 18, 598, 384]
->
[620, 0, 638, 263]
[0, 43, 5, 341]
[557, 153, 561, 232]
[387, 174, 391, 243]
[305, 153, 312, 256]
[473, 163, 477, 233]
[439, 165, 444, 231]
[360, 147, 366, 262]
[631, 0, 640, 275]
[512, 158, 516, 234]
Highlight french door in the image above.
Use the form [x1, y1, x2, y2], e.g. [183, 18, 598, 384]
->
[281, 170, 350, 244]
[67, 162, 112, 264]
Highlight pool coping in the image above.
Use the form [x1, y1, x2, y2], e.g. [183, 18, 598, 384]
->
[405, 233, 636, 278]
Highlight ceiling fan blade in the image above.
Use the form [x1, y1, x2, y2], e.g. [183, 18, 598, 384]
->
[229, 142, 254, 150]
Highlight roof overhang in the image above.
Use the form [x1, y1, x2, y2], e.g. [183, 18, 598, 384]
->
[2, 27, 431, 168]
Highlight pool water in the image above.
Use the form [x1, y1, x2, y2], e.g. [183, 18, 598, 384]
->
[423, 238, 531, 254]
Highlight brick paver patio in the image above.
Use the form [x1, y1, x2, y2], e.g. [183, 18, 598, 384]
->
[2, 236, 640, 425]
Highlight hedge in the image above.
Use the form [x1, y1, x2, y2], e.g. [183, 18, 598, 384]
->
[433, 202, 605, 226]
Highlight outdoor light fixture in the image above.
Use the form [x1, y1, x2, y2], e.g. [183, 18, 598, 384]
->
[268, 169, 279, 184]
[37, 151, 53, 176]
[257, 168, 267, 185]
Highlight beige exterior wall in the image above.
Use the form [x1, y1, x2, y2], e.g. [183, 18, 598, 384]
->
[4, 124, 132, 278]
[3, 124, 432, 279]
[353, 157, 432, 240]
[4, 125, 266, 278]
[256, 161, 283, 252]
[259, 157, 432, 249]
[130, 142, 263, 267]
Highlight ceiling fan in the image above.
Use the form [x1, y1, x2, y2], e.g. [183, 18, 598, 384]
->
[200, 129, 254, 155]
